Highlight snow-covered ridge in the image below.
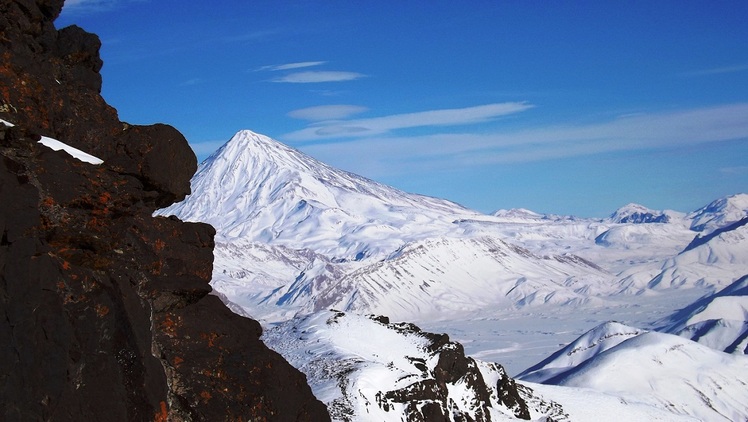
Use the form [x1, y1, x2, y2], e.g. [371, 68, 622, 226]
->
[658, 275, 748, 354]
[689, 193, 748, 234]
[517, 321, 645, 383]
[537, 331, 748, 421]
[262, 310, 566, 421]
[0, 119, 103, 165]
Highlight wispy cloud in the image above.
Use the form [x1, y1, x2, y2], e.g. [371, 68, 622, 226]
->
[288, 105, 368, 121]
[719, 166, 748, 175]
[682, 63, 748, 77]
[272, 71, 366, 84]
[64, 0, 110, 6]
[296, 103, 748, 178]
[61, 0, 150, 17]
[61, 0, 118, 13]
[256, 61, 327, 72]
[284, 102, 534, 141]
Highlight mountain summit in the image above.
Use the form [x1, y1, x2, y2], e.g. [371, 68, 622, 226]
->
[608, 203, 671, 224]
[160, 129, 477, 259]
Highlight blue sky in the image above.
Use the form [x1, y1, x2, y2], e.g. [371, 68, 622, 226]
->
[58, 1, 748, 217]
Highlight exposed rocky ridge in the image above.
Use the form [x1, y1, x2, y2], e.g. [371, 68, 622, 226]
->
[374, 315, 532, 421]
[0, 1, 328, 420]
[262, 310, 558, 421]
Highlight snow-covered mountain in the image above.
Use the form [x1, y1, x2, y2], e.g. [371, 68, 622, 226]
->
[159, 130, 613, 321]
[689, 193, 748, 234]
[525, 330, 748, 421]
[160, 130, 477, 260]
[607, 203, 676, 224]
[516, 321, 646, 383]
[658, 274, 748, 354]
[615, 213, 748, 294]
[516, 275, 748, 421]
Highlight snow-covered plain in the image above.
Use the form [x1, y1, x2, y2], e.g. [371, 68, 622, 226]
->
[158, 129, 748, 421]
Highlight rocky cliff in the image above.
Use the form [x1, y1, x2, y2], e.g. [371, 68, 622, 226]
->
[0, 0, 329, 420]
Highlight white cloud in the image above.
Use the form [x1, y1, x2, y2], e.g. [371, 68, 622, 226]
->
[63, 0, 102, 5]
[682, 63, 748, 77]
[719, 166, 748, 175]
[296, 103, 748, 178]
[61, 0, 148, 15]
[288, 105, 368, 121]
[284, 102, 534, 141]
[61, 0, 118, 11]
[272, 71, 366, 84]
[257, 61, 327, 72]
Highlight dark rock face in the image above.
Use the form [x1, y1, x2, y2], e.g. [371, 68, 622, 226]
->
[616, 212, 669, 224]
[0, 1, 329, 421]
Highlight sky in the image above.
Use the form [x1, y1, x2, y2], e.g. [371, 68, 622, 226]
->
[57, 0, 748, 217]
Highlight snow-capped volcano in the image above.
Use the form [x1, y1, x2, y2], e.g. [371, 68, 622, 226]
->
[159, 130, 612, 321]
[160, 130, 477, 260]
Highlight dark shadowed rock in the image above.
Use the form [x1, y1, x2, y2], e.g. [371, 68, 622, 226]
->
[0, 1, 329, 421]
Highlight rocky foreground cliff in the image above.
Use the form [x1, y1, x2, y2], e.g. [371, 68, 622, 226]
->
[0, 0, 328, 420]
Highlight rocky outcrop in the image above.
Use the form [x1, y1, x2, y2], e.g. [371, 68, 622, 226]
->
[379, 317, 531, 421]
[0, 1, 328, 420]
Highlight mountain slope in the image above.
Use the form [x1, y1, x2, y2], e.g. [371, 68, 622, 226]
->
[520, 326, 748, 421]
[516, 321, 645, 383]
[659, 274, 748, 354]
[610, 211, 748, 296]
[689, 193, 748, 234]
[159, 130, 477, 260]
[552, 332, 748, 421]
[256, 236, 608, 321]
